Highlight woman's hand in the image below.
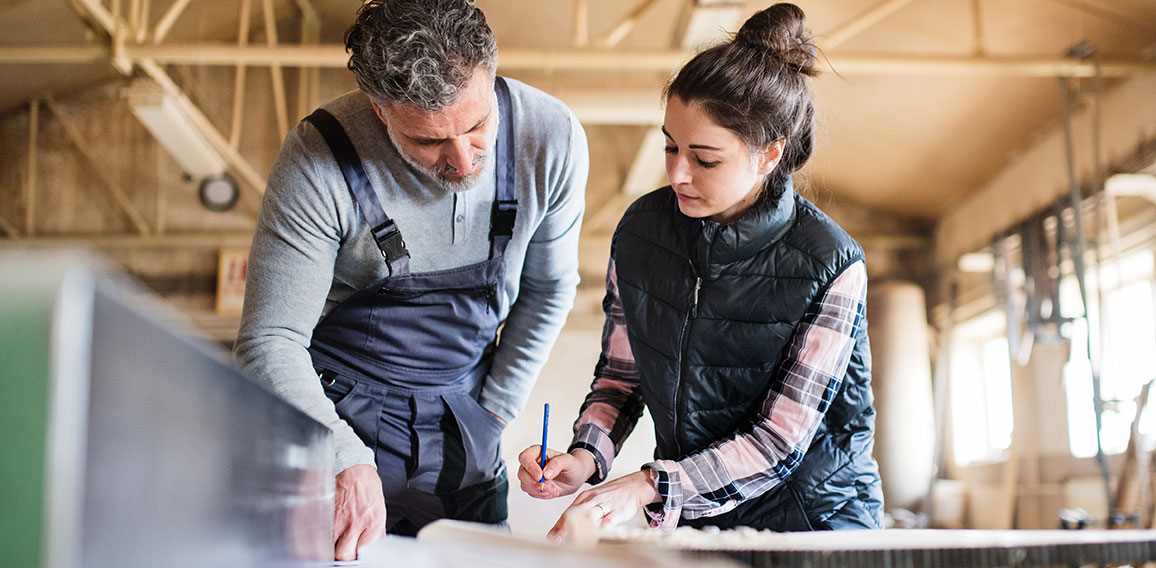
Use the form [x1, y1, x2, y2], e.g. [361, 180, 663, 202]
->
[547, 470, 660, 544]
[517, 446, 597, 499]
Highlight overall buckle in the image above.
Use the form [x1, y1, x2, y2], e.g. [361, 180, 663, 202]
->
[372, 222, 409, 262]
[491, 200, 518, 236]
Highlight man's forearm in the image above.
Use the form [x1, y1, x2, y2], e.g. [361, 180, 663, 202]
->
[479, 283, 576, 422]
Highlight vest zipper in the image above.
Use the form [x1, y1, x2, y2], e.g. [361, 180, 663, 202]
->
[672, 268, 702, 457]
[692, 277, 701, 317]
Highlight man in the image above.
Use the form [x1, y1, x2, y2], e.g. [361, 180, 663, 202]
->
[234, 0, 587, 559]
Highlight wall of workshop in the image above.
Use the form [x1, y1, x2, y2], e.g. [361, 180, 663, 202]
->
[932, 75, 1156, 530]
[946, 338, 1129, 530]
[0, 64, 361, 333]
[935, 75, 1156, 269]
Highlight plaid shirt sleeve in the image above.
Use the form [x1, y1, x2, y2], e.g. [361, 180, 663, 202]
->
[567, 256, 646, 484]
[643, 260, 869, 530]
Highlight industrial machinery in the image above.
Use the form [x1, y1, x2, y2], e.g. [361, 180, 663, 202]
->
[0, 250, 333, 568]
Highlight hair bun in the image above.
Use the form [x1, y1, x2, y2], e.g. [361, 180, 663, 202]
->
[734, 3, 817, 77]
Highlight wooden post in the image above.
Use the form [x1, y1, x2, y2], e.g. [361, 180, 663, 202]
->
[572, 0, 588, 48]
[129, 0, 141, 39]
[294, 0, 320, 120]
[970, 0, 986, 56]
[153, 0, 194, 44]
[262, 0, 289, 140]
[26, 98, 39, 236]
[134, 0, 149, 44]
[110, 0, 132, 74]
[1114, 381, 1153, 527]
[229, 0, 252, 150]
[155, 149, 166, 235]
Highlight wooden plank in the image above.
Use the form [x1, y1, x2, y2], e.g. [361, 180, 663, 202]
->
[572, 0, 588, 48]
[134, 0, 149, 44]
[294, 18, 319, 120]
[0, 232, 255, 249]
[0, 46, 107, 64]
[154, 149, 166, 234]
[44, 97, 150, 235]
[128, 0, 141, 40]
[293, 0, 320, 119]
[998, 289, 1027, 529]
[821, 0, 916, 50]
[970, 0, 985, 56]
[262, 0, 289, 140]
[596, 0, 663, 48]
[110, 0, 132, 74]
[1114, 381, 1153, 526]
[153, 0, 194, 44]
[26, 99, 39, 236]
[97, 44, 1156, 77]
[229, 0, 252, 150]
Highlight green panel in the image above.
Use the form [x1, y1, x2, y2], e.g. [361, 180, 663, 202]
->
[0, 292, 54, 568]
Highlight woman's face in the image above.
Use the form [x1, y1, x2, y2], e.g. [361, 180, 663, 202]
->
[662, 96, 783, 224]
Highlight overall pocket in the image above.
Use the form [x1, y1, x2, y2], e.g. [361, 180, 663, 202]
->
[440, 391, 505, 489]
[439, 468, 509, 525]
[317, 368, 382, 454]
[368, 286, 498, 371]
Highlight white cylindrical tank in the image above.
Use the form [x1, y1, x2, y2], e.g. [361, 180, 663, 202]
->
[867, 281, 937, 514]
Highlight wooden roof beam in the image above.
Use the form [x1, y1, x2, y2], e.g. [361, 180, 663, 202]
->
[0, 45, 1138, 77]
[820, 0, 917, 51]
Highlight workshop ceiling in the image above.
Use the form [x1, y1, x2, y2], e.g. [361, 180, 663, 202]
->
[2, 0, 1156, 224]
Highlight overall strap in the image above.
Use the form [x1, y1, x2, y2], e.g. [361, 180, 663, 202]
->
[489, 77, 518, 260]
[304, 108, 411, 275]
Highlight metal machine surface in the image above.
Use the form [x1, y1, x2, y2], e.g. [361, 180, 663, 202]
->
[0, 250, 333, 568]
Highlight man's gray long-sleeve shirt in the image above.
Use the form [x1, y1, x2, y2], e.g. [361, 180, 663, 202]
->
[234, 78, 588, 473]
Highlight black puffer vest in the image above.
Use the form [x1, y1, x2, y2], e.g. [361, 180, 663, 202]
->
[613, 179, 883, 530]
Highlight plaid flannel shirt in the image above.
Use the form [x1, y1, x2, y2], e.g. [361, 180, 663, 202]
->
[569, 256, 868, 529]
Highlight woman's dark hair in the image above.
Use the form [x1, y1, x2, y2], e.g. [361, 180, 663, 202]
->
[664, 3, 818, 200]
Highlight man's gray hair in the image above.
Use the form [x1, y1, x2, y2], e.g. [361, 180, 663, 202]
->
[344, 0, 498, 113]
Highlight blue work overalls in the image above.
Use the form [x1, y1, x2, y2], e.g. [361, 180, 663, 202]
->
[302, 78, 517, 536]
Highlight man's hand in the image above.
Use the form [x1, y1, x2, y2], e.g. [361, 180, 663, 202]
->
[547, 470, 660, 544]
[517, 446, 597, 499]
[334, 464, 387, 561]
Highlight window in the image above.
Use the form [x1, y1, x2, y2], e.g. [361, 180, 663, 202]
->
[1063, 249, 1156, 458]
[950, 310, 1015, 465]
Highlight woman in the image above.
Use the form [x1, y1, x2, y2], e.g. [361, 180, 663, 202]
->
[518, 3, 883, 540]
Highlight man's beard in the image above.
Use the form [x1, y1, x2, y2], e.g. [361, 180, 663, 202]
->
[387, 123, 497, 193]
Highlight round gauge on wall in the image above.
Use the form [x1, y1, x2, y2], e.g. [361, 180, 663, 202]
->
[198, 173, 240, 212]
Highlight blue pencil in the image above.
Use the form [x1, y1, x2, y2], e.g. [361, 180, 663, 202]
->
[539, 402, 550, 482]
